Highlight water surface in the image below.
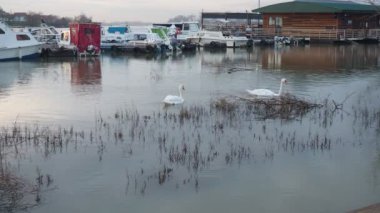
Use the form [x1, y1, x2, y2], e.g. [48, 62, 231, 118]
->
[1, 44, 380, 213]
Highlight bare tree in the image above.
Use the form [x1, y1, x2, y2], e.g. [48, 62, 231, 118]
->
[167, 15, 199, 23]
[74, 13, 92, 23]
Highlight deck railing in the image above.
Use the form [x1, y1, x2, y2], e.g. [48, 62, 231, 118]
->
[203, 24, 380, 41]
[251, 28, 380, 41]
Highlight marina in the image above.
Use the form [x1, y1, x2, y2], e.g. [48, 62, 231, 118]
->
[1, 0, 380, 213]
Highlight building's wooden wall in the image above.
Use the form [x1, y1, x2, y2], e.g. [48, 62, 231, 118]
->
[263, 13, 379, 30]
[263, 13, 339, 29]
[338, 13, 378, 29]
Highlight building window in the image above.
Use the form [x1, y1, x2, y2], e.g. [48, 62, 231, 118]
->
[134, 34, 147, 40]
[347, 20, 352, 25]
[0, 28, 5, 34]
[183, 23, 190, 31]
[61, 31, 70, 41]
[269, 17, 274, 25]
[275, 17, 283, 27]
[16, 34, 30, 40]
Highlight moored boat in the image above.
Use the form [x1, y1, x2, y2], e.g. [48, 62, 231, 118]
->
[188, 30, 250, 48]
[0, 21, 42, 61]
[69, 23, 101, 56]
[125, 32, 165, 54]
[101, 25, 129, 50]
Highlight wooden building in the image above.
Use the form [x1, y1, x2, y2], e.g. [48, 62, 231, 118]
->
[252, 0, 380, 41]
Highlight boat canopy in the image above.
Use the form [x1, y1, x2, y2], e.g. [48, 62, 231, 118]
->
[107, 26, 129, 34]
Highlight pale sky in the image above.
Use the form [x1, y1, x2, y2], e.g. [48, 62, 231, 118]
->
[0, 0, 285, 22]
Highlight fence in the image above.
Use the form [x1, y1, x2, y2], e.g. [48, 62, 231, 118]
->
[203, 24, 380, 41]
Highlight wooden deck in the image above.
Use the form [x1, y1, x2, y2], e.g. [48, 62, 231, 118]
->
[251, 28, 380, 42]
[203, 24, 380, 42]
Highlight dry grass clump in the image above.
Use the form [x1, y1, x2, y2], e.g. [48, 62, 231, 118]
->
[0, 169, 34, 212]
[211, 98, 238, 113]
[242, 94, 323, 120]
[212, 94, 323, 120]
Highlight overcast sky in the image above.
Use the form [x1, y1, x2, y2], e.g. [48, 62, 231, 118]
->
[0, 0, 285, 22]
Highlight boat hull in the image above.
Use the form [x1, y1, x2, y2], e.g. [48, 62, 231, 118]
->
[0, 44, 41, 61]
[189, 36, 248, 48]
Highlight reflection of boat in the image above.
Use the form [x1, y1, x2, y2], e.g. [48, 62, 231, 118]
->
[0, 21, 42, 61]
[0, 61, 41, 100]
[0, 63, 21, 95]
[201, 48, 257, 73]
[70, 58, 102, 85]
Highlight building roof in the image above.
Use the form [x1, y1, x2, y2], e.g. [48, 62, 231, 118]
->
[13, 12, 27, 16]
[252, 0, 379, 13]
[201, 12, 261, 20]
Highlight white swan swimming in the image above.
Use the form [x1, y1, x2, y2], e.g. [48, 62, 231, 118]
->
[247, 78, 287, 97]
[163, 84, 185, 105]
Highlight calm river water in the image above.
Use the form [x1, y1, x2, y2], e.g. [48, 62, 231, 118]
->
[1, 44, 380, 213]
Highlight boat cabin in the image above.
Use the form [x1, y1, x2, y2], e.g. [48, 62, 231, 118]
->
[152, 22, 200, 40]
[69, 22, 101, 55]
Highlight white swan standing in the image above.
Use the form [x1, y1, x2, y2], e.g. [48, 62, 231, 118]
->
[163, 84, 185, 104]
[247, 78, 288, 97]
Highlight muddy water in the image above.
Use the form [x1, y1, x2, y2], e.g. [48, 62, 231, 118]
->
[0, 44, 380, 213]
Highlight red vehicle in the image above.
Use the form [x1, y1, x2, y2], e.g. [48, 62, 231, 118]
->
[69, 23, 101, 56]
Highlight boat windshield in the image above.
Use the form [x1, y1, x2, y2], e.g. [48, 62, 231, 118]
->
[49, 27, 59, 34]
[16, 34, 31, 41]
[108, 27, 128, 34]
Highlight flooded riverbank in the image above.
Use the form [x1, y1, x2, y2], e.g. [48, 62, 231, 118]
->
[0, 44, 379, 213]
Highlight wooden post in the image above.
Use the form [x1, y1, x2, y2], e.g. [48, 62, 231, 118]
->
[201, 10, 204, 30]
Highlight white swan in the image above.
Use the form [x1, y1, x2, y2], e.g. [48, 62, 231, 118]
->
[247, 78, 287, 97]
[163, 84, 185, 105]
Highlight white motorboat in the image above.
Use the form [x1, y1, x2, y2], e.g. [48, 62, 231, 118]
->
[188, 30, 249, 48]
[153, 22, 200, 42]
[101, 26, 129, 50]
[100, 25, 171, 52]
[125, 32, 165, 53]
[26, 23, 61, 45]
[0, 21, 42, 61]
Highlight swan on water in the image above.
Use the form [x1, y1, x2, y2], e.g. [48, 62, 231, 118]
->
[247, 78, 287, 97]
[163, 84, 185, 105]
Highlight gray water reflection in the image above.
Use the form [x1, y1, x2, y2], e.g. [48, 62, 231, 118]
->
[0, 44, 379, 213]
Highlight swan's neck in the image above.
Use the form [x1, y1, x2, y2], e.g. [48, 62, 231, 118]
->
[178, 88, 183, 98]
[278, 82, 284, 96]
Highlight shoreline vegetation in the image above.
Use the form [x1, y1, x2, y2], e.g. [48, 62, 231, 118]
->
[0, 7, 196, 27]
[0, 92, 379, 212]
